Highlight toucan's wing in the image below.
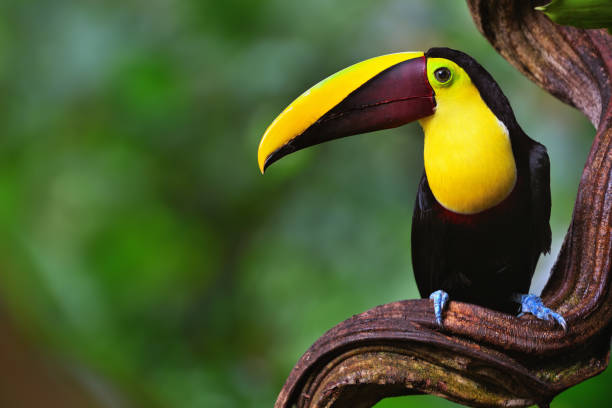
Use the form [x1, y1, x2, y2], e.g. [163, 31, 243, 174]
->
[411, 173, 448, 298]
[528, 141, 552, 268]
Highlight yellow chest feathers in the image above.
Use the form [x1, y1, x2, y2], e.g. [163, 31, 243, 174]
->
[419, 86, 517, 215]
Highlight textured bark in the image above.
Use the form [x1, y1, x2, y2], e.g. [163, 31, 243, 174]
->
[274, 1, 612, 407]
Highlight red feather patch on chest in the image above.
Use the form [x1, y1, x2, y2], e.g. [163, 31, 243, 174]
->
[435, 182, 522, 227]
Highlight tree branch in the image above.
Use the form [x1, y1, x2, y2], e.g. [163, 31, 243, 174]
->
[274, 2, 612, 407]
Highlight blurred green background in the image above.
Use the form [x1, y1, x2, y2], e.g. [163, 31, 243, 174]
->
[0, 0, 608, 407]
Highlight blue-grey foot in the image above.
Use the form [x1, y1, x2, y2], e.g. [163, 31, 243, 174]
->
[429, 290, 449, 326]
[514, 293, 567, 331]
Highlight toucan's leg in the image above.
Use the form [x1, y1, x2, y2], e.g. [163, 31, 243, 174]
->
[429, 290, 449, 326]
[513, 293, 567, 331]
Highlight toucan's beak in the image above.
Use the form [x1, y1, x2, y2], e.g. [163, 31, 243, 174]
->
[257, 52, 435, 173]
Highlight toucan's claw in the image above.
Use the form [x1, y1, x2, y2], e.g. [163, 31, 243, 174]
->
[515, 293, 567, 331]
[429, 289, 449, 326]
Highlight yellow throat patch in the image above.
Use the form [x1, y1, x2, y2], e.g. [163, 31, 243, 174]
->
[419, 58, 517, 215]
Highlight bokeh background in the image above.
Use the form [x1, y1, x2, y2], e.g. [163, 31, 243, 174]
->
[0, 0, 609, 407]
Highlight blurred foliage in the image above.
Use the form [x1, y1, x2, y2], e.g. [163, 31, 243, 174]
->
[0, 0, 608, 407]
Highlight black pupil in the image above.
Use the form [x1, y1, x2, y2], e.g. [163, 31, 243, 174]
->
[435, 67, 451, 83]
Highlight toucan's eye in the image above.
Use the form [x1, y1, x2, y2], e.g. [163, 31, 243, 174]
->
[434, 67, 452, 84]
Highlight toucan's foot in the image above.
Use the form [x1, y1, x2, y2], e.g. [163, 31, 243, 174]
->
[429, 290, 449, 326]
[514, 293, 567, 331]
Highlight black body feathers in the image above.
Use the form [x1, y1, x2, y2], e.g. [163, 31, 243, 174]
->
[411, 48, 551, 314]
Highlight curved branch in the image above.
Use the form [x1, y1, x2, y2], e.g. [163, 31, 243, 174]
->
[275, 2, 612, 407]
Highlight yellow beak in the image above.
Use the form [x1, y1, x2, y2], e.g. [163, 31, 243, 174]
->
[257, 51, 435, 173]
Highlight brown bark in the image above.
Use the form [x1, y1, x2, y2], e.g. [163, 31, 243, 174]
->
[274, 1, 612, 407]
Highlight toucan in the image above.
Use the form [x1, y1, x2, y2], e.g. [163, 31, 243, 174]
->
[257, 47, 566, 329]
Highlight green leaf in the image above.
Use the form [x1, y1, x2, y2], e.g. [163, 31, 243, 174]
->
[536, 0, 612, 33]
